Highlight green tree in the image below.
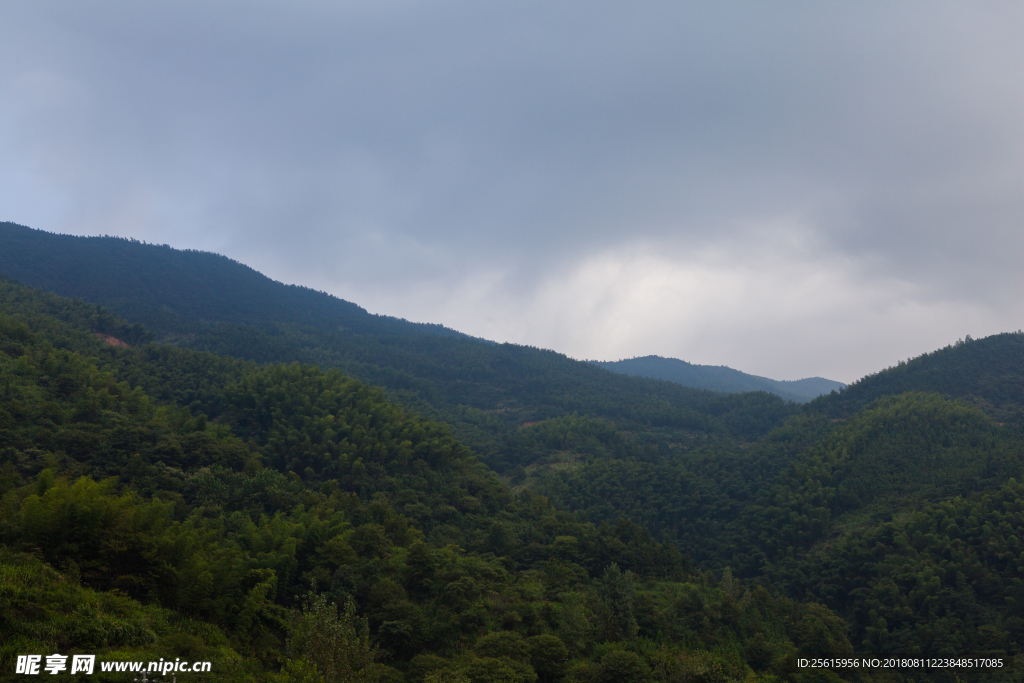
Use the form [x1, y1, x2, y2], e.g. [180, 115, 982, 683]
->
[557, 592, 594, 655]
[424, 670, 470, 683]
[464, 658, 536, 683]
[475, 631, 530, 662]
[527, 635, 569, 683]
[289, 591, 376, 683]
[599, 651, 650, 683]
[597, 564, 638, 641]
[408, 655, 453, 683]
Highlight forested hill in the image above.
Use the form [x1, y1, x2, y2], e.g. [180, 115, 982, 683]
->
[592, 356, 845, 403]
[0, 279, 857, 683]
[0, 223, 801, 466]
[0, 221, 462, 338]
[810, 331, 1024, 427]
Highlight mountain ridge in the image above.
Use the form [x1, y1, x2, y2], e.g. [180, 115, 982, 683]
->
[1, 221, 840, 406]
[0, 221, 465, 339]
[0, 222, 803, 449]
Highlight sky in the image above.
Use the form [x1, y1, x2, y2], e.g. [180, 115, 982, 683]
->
[1, 1, 1021, 383]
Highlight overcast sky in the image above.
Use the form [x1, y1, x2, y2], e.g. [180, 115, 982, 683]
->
[1, 1, 1021, 383]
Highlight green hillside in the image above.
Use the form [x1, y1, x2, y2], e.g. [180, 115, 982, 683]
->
[810, 332, 1024, 428]
[0, 223, 800, 473]
[0, 280, 858, 683]
[768, 478, 1024, 655]
[486, 343, 1024, 659]
[525, 392, 1022, 559]
[0, 548, 250, 683]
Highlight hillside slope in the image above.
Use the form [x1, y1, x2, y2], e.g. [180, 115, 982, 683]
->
[0, 224, 801, 464]
[592, 356, 845, 402]
[0, 278, 855, 682]
[811, 332, 1024, 428]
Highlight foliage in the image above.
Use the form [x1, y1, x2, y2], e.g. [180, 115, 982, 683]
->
[0, 282, 846, 682]
[289, 591, 376, 682]
[596, 564, 639, 642]
[769, 478, 1024, 654]
[0, 547, 253, 683]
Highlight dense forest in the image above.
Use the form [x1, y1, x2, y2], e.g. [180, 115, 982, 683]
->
[2, 224, 1024, 682]
[1, 280, 852, 683]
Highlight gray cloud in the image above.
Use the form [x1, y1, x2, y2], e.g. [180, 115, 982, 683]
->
[1, 0, 1021, 381]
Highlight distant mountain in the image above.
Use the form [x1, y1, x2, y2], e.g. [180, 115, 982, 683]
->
[592, 355, 845, 402]
[0, 221, 462, 338]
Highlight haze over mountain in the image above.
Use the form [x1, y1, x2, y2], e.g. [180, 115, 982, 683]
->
[1, 222, 845, 403]
[592, 356, 845, 403]
[2, 2, 1020, 382]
